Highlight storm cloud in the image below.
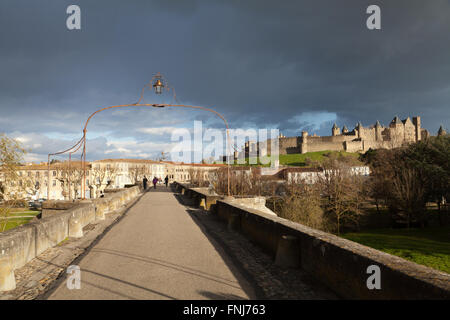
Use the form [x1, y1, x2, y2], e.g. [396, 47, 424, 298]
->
[0, 0, 449, 161]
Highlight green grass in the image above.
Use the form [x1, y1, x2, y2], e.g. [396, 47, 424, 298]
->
[234, 150, 360, 167]
[342, 227, 450, 274]
[279, 151, 359, 167]
[0, 210, 40, 232]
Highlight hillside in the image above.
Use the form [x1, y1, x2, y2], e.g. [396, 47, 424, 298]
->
[232, 150, 362, 167]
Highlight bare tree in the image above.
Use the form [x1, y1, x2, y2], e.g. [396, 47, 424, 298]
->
[0, 134, 27, 231]
[104, 164, 119, 188]
[21, 173, 42, 199]
[56, 162, 84, 200]
[91, 165, 109, 198]
[317, 157, 366, 235]
[188, 168, 209, 187]
[390, 167, 426, 228]
[128, 164, 148, 185]
[279, 182, 330, 231]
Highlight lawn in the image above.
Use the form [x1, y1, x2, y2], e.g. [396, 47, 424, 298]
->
[235, 150, 360, 167]
[279, 151, 360, 167]
[0, 210, 40, 232]
[342, 227, 450, 274]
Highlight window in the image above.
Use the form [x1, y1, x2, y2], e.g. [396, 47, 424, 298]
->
[53, 180, 56, 186]
[53, 171, 56, 176]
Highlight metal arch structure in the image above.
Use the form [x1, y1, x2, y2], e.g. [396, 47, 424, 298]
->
[80, 103, 235, 198]
[48, 73, 236, 200]
[47, 136, 84, 200]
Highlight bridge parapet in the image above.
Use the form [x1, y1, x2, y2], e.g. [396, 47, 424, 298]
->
[173, 182, 222, 210]
[178, 183, 450, 299]
[0, 186, 140, 292]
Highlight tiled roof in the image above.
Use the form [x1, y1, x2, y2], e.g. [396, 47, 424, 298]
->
[93, 158, 162, 164]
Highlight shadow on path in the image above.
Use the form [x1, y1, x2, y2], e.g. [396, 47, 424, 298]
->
[36, 257, 177, 300]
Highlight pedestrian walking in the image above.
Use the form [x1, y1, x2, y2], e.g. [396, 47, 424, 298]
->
[143, 176, 148, 190]
[152, 176, 158, 189]
[164, 175, 169, 188]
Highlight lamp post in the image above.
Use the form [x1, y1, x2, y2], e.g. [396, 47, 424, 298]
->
[48, 73, 234, 200]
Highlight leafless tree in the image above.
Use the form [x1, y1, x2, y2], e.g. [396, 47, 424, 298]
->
[0, 134, 27, 231]
[56, 162, 85, 200]
[128, 165, 149, 185]
[317, 157, 366, 234]
[279, 182, 330, 231]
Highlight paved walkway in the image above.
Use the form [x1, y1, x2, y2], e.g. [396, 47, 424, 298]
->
[47, 187, 256, 300]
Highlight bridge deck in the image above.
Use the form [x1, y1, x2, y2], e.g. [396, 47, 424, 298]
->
[47, 187, 256, 300]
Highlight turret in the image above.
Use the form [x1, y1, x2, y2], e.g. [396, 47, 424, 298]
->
[390, 116, 401, 128]
[342, 125, 349, 134]
[301, 131, 308, 154]
[438, 125, 447, 137]
[373, 120, 382, 141]
[355, 122, 362, 139]
[413, 116, 421, 141]
[332, 123, 340, 136]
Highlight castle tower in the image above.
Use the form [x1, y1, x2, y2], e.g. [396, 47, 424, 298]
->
[390, 116, 401, 128]
[332, 123, 340, 136]
[413, 116, 421, 141]
[342, 125, 349, 134]
[355, 122, 362, 139]
[375, 120, 382, 141]
[438, 125, 447, 136]
[403, 117, 415, 142]
[301, 131, 308, 154]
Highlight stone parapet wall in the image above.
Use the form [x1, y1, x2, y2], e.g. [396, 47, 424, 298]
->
[214, 200, 450, 299]
[0, 186, 140, 291]
[175, 183, 450, 299]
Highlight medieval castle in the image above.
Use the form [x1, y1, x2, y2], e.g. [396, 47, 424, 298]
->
[240, 116, 446, 157]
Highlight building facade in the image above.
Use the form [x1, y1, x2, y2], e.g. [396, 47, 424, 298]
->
[0, 159, 225, 201]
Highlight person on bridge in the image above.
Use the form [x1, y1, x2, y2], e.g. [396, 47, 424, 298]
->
[143, 176, 148, 190]
[164, 175, 169, 188]
[152, 177, 158, 189]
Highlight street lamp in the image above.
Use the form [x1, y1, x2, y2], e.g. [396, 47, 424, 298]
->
[153, 78, 164, 95]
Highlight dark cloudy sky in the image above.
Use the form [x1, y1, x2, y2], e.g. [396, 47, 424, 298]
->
[0, 0, 449, 162]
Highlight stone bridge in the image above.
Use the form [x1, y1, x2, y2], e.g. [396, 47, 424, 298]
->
[0, 184, 449, 300]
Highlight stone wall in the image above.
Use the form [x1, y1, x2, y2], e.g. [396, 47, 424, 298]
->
[214, 200, 449, 299]
[0, 186, 140, 291]
[278, 137, 300, 155]
[175, 183, 450, 299]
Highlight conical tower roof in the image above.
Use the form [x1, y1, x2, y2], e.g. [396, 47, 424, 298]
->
[391, 116, 401, 124]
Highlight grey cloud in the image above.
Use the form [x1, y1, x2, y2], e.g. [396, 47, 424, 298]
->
[0, 0, 449, 161]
